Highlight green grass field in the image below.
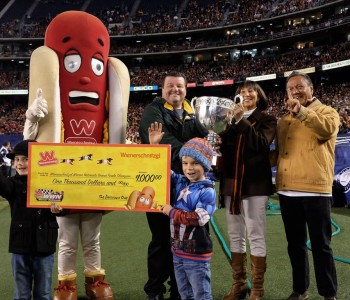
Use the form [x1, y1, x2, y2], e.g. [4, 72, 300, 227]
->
[0, 198, 349, 299]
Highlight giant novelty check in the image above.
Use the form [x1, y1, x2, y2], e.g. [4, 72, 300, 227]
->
[27, 142, 171, 212]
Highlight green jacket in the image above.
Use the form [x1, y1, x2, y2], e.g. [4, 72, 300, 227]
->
[276, 99, 340, 193]
[139, 97, 208, 174]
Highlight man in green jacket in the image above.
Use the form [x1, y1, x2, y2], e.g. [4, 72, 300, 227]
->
[139, 71, 208, 300]
[275, 71, 339, 300]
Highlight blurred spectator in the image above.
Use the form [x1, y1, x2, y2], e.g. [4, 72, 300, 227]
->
[0, 100, 26, 134]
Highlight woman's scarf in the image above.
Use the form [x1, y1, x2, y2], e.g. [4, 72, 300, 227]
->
[229, 133, 245, 215]
[229, 108, 256, 215]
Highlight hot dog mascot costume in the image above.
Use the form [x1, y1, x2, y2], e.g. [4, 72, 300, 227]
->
[23, 11, 130, 300]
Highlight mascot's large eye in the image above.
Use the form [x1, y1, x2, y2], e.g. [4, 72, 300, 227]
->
[91, 58, 104, 76]
[139, 197, 145, 203]
[64, 55, 81, 73]
[145, 198, 150, 205]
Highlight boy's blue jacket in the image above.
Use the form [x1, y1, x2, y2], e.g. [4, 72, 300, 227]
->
[169, 172, 216, 262]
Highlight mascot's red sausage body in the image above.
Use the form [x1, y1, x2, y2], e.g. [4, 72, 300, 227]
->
[23, 11, 130, 300]
[45, 12, 109, 144]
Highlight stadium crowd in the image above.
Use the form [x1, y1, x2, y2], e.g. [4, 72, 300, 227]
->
[128, 41, 350, 86]
[0, 100, 26, 134]
[1, 41, 350, 89]
[0, 71, 28, 90]
[0, 0, 349, 140]
[1, 3, 348, 58]
[0, 0, 342, 38]
[1, 81, 349, 140]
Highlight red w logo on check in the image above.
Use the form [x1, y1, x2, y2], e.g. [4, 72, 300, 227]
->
[38, 151, 59, 166]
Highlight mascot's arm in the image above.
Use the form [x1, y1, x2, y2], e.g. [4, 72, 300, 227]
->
[23, 120, 39, 140]
[107, 57, 130, 144]
[23, 46, 61, 142]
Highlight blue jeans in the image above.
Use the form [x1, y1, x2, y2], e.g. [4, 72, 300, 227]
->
[173, 255, 212, 300]
[12, 253, 54, 300]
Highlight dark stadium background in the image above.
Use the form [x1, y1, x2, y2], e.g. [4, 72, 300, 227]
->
[1, 0, 350, 106]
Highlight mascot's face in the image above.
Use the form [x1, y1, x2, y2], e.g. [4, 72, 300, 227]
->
[44, 11, 110, 113]
[135, 186, 155, 209]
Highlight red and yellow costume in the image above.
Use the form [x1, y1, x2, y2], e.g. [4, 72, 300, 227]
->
[23, 11, 130, 300]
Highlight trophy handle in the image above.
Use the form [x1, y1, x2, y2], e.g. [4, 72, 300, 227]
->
[234, 94, 243, 104]
[190, 97, 197, 113]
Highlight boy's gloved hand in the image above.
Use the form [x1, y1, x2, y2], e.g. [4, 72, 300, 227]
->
[25, 88, 48, 123]
[161, 204, 173, 216]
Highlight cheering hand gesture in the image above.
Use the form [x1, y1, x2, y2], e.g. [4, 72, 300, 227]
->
[148, 122, 164, 144]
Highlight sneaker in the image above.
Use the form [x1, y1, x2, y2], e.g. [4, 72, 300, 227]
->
[146, 293, 165, 300]
[287, 291, 309, 300]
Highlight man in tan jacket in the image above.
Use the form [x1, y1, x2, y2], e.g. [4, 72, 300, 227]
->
[275, 71, 339, 300]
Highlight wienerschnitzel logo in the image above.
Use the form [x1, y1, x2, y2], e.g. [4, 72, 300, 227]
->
[38, 150, 59, 166]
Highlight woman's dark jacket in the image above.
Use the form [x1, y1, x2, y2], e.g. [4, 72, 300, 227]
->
[219, 108, 277, 202]
[139, 97, 208, 174]
[0, 174, 59, 255]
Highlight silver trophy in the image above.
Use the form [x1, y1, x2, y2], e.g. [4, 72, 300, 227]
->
[191, 96, 240, 163]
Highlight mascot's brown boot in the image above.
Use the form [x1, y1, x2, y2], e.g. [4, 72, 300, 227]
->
[249, 255, 266, 300]
[223, 252, 248, 300]
[85, 269, 114, 300]
[53, 273, 78, 300]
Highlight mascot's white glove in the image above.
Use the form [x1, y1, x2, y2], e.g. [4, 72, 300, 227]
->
[25, 88, 48, 123]
[23, 88, 48, 140]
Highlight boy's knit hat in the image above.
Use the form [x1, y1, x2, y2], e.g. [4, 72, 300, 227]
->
[179, 138, 213, 172]
[7, 140, 37, 160]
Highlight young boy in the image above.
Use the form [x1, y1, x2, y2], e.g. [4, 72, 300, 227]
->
[149, 122, 216, 300]
[0, 139, 63, 300]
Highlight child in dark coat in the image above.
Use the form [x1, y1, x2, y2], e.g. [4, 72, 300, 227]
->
[0, 139, 63, 300]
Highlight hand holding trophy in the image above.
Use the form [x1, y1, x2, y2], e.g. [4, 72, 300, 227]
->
[191, 95, 242, 165]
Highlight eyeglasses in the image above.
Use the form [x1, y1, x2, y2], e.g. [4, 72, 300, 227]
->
[286, 84, 307, 92]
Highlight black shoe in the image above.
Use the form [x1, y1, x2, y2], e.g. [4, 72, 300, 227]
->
[287, 291, 309, 300]
[169, 293, 181, 300]
[146, 293, 165, 300]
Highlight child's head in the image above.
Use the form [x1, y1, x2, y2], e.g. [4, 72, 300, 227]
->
[179, 138, 213, 182]
[7, 140, 37, 176]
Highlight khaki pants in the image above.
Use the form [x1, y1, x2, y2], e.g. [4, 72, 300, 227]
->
[57, 213, 102, 275]
[225, 196, 268, 256]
